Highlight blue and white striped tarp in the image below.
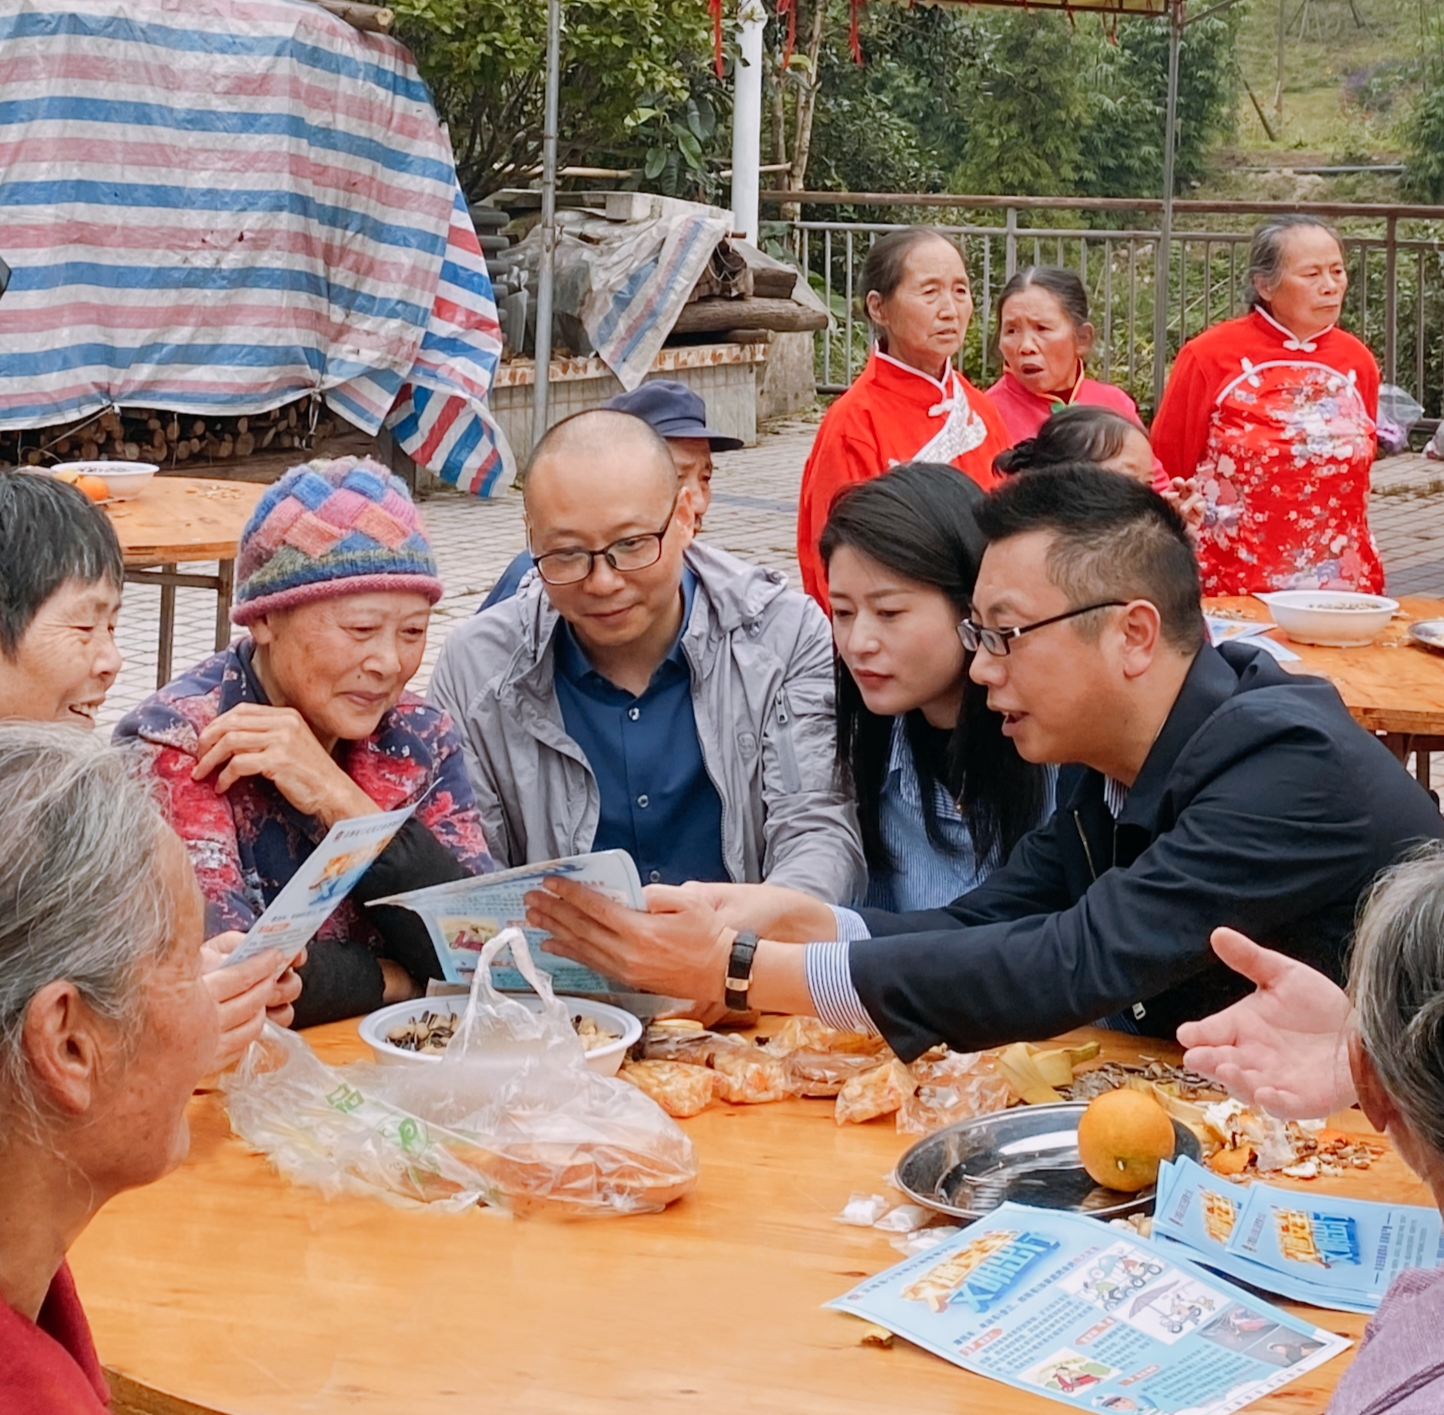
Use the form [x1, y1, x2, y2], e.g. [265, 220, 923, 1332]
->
[0, 0, 510, 494]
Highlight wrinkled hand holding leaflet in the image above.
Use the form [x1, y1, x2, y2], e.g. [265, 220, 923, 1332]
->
[368, 850, 645, 993]
[829, 1202, 1347, 1415]
[221, 806, 414, 969]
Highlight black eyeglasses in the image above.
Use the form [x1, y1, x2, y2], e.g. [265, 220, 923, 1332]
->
[958, 600, 1129, 657]
[531, 501, 677, 586]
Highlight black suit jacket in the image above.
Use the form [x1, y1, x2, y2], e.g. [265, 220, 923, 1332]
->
[850, 642, 1444, 1059]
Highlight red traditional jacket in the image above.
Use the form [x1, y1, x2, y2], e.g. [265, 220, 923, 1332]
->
[0, 1265, 110, 1414]
[1151, 309, 1383, 595]
[798, 350, 1008, 610]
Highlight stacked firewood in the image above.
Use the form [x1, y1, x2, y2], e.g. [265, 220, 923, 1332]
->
[2, 400, 337, 469]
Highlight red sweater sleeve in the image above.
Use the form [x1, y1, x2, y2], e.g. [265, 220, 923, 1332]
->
[797, 414, 878, 612]
[1150, 342, 1216, 483]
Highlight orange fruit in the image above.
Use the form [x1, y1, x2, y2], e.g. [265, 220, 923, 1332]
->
[1077, 1088, 1176, 1193]
[74, 475, 110, 503]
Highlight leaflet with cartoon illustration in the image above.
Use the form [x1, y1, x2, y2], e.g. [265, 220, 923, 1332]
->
[1150, 1158, 1378, 1315]
[368, 849, 645, 992]
[827, 1202, 1348, 1415]
[222, 804, 414, 968]
[1223, 1172, 1444, 1308]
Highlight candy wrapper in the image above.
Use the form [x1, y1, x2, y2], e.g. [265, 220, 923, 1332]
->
[835, 1058, 918, 1125]
[897, 1051, 1012, 1135]
[837, 1192, 891, 1226]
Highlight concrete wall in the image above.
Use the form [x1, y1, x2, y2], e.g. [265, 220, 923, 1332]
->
[489, 346, 768, 468]
[757, 331, 817, 421]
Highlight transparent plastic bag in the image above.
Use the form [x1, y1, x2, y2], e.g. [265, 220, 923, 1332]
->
[224, 929, 698, 1215]
[897, 1051, 1012, 1135]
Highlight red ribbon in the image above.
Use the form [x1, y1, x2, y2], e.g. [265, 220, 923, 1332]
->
[709, 0, 724, 75]
[849, 0, 865, 62]
[776, 0, 798, 66]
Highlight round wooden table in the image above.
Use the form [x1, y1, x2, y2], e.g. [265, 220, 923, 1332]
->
[106, 476, 266, 688]
[70, 1024, 1427, 1415]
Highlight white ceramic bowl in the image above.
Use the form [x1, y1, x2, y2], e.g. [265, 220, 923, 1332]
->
[1259, 589, 1399, 648]
[358, 994, 642, 1076]
[51, 460, 159, 500]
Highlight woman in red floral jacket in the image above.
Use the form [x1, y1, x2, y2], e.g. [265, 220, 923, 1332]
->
[1151, 215, 1382, 596]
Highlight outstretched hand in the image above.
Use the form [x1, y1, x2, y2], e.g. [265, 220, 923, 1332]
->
[201, 933, 305, 1071]
[1176, 928, 1356, 1120]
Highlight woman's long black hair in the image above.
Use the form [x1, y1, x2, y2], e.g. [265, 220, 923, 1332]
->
[819, 462, 1050, 878]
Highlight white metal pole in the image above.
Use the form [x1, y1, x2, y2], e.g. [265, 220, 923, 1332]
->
[1151, 0, 1182, 408]
[730, 0, 765, 244]
[531, 0, 562, 454]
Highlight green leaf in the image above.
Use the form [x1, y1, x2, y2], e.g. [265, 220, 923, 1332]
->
[644, 146, 667, 179]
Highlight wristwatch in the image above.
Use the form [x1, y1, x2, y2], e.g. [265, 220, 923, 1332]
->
[724, 929, 760, 1011]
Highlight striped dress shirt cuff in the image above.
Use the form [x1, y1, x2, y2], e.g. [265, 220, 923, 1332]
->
[804, 907, 878, 1034]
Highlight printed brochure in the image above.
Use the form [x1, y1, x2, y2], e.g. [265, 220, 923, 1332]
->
[1152, 1156, 1443, 1313]
[828, 1202, 1348, 1414]
[222, 805, 414, 968]
[368, 849, 645, 992]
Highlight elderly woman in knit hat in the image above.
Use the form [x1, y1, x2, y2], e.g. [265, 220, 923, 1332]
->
[116, 458, 494, 1029]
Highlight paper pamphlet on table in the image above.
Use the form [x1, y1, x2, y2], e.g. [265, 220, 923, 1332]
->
[1203, 617, 1271, 646]
[222, 805, 414, 968]
[1203, 616, 1300, 662]
[1150, 1158, 1379, 1314]
[368, 850, 644, 993]
[828, 1202, 1348, 1415]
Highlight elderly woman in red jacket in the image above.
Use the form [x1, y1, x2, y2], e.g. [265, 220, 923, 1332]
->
[1151, 215, 1382, 595]
[797, 228, 1009, 611]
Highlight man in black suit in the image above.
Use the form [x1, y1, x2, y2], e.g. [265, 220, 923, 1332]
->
[524, 465, 1444, 1057]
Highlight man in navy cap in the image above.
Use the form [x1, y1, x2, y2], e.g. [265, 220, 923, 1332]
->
[478, 380, 743, 609]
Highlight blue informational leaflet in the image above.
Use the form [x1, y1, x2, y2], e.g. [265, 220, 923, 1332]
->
[1152, 1157, 1444, 1314]
[1226, 1174, 1444, 1309]
[223, 803, 414, 968]
[368, 849, 644, 992]
[828, 1202, 1348, 1414]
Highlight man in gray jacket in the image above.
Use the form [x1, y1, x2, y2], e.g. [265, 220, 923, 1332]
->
[430, 409, 864, 904]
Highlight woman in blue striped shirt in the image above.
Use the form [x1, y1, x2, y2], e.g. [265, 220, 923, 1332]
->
[821, 463, 1054, 910]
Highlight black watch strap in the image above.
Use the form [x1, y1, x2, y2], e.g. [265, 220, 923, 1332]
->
[724, 930, 760, 1011]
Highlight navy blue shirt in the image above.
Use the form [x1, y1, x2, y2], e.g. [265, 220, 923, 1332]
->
[552, 569, 728, 885]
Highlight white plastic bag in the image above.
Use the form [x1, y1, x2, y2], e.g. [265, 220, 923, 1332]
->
[224, 929, 698, 1215]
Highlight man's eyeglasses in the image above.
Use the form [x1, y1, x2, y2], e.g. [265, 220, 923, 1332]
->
[958, 600, 1129, 657]
[531, 502, 676, 586]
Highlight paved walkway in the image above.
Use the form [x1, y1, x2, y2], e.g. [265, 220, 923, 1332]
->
[99, 419, 1444, 733]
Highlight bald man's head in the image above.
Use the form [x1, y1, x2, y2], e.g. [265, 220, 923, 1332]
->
[523, 409, 676, 511]
[522, 408, 696, 654]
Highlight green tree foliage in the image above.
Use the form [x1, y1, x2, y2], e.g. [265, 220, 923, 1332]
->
[795, 2, 1241, 201]
[391, 0, 715, 198]
[1402, 79, 1444, 200]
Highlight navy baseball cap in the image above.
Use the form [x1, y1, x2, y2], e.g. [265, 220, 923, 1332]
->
[602, 380, 743, 451]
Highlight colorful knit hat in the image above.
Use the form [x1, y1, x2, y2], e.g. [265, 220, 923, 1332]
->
[231, 456, 443, 626]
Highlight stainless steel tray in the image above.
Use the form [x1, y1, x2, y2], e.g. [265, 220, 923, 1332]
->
[895, 1101, 1201, 1222]
[1408, 619, 1444, 653]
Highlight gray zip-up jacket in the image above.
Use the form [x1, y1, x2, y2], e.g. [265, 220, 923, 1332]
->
[429, 541, 864, 904]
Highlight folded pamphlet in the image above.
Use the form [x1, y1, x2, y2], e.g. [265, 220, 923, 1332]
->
[368, 849, 645, 993]
[222, 804, 414, 968]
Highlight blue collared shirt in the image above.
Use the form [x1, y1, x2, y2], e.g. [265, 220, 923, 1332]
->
[552, 569, 728, 885]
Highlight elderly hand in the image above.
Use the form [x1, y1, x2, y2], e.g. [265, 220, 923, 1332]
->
[201, 933, 305, 1071]
[525, 879, 734, 1002]
[672, 880, 837, 943]
[192, 703, 376, 825]
[1162, 477, 1206, 540]
[1176, 927, 1356, 1119]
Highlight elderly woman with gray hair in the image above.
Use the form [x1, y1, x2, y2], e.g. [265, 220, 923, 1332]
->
[1151, 214, 1382, 597]
[0, 725, 219, 1412]
[1179, 844, 1444, 1410]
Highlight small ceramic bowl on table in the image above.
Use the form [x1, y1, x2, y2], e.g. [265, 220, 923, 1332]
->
[1257, 590, 1399, 648]
[50, 461, 159, 502]
[359, 993, 642, 1076]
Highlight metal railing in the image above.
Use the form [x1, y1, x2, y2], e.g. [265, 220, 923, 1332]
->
[760, 193, 1444, 419]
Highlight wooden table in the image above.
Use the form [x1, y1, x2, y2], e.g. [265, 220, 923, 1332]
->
[69, 1024, 1427, 1415]
[1207, 595, 1444, 786]
[106, 477, 266, 687]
